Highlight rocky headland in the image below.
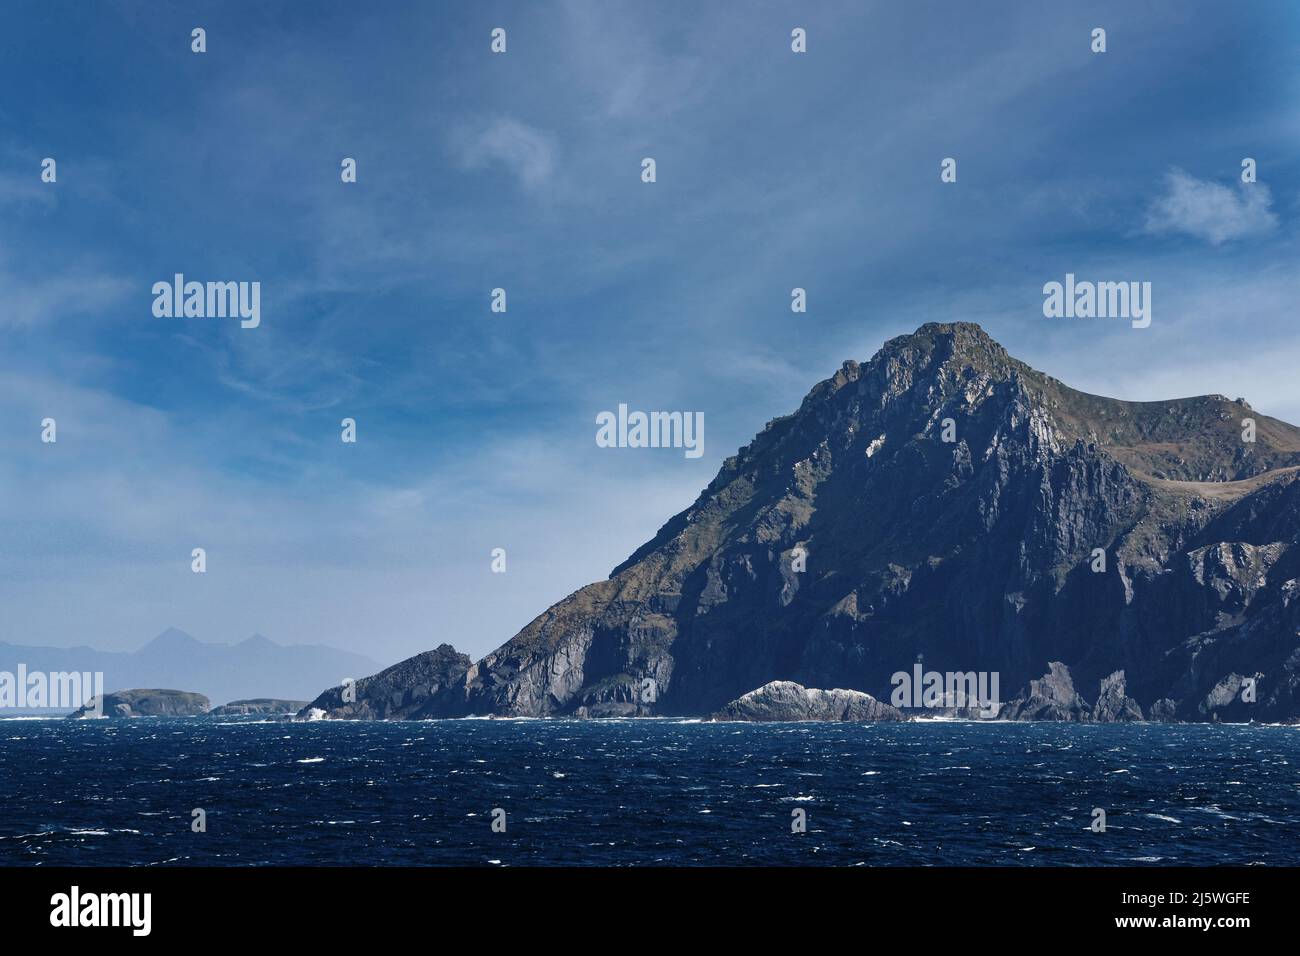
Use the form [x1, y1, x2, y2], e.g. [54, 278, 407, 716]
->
[299, 323, 1300, 724]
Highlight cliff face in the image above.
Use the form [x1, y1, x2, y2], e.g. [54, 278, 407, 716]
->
[311, 323, 1300, 721]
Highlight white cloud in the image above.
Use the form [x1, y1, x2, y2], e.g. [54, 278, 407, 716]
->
[0, 178, 56, 209]
[558, 0, 702, 120]
[0, 366, 706, 663]
[0, 265, 131, 329]
[453, 117, 557, 190]
[1143, 168, 1278, 244]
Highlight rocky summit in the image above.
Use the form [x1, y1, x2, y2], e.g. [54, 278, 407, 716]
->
[304, 322, 1300, 722]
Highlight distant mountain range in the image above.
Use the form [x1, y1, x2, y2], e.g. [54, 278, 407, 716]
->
[304, 322, 1300, 722]
[0, 628, 383, 709]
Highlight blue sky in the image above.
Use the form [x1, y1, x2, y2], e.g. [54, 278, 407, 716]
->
[2, 0, 1298, 665]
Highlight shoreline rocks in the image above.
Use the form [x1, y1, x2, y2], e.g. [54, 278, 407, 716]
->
[998, 665, 1155, 723]
[710, 680, 905, 722]
[999, 663, 1092, 722]
[1092, 671, 1144, 722]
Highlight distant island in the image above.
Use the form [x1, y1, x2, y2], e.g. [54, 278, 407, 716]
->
[1, 628, 382, 708]
[209, 699, 308, 716]
[64, 691, 313, 719]
[69, 689, 209, 719]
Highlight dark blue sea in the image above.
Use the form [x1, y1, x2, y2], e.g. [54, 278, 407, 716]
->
[2, 718, 1297, 866]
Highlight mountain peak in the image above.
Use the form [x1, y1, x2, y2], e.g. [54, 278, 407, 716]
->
[237, 633, 279, 650]
[410, 322, 1300, 723]
[0, 629, 387, 705]
[138, 627, 200, 653]
[902, 319, 994, 341]
[875, 321, 1016, 376]
[879, 321, 999, 353]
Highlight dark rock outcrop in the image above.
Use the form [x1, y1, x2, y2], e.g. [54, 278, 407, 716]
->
[209, 698, 308, 716]
[711, 680, 905, 722]
[1092, 670, 1144, 722]
[1194, 672, 1258, 723]
[307, 323, 1300, 721]
[1148, 698, 1179, 722]
[999, 663, 1092, 721]
[297, 644, 470, 719]
[68, 688, 209, 719]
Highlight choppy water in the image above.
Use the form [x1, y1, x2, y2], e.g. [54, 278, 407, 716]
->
[1, 718, 1296, 865]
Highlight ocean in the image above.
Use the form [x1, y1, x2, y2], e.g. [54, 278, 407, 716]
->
[1, 718, 1296, 866]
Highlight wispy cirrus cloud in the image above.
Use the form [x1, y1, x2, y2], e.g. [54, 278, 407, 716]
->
[1143, 168, 1278, 244]
[0, 266, 132, 328]
[452, 116, 558, 191]
[0, 177, 56, 209]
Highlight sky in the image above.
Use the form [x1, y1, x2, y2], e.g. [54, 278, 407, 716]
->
[2, 0, 1298, 666]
